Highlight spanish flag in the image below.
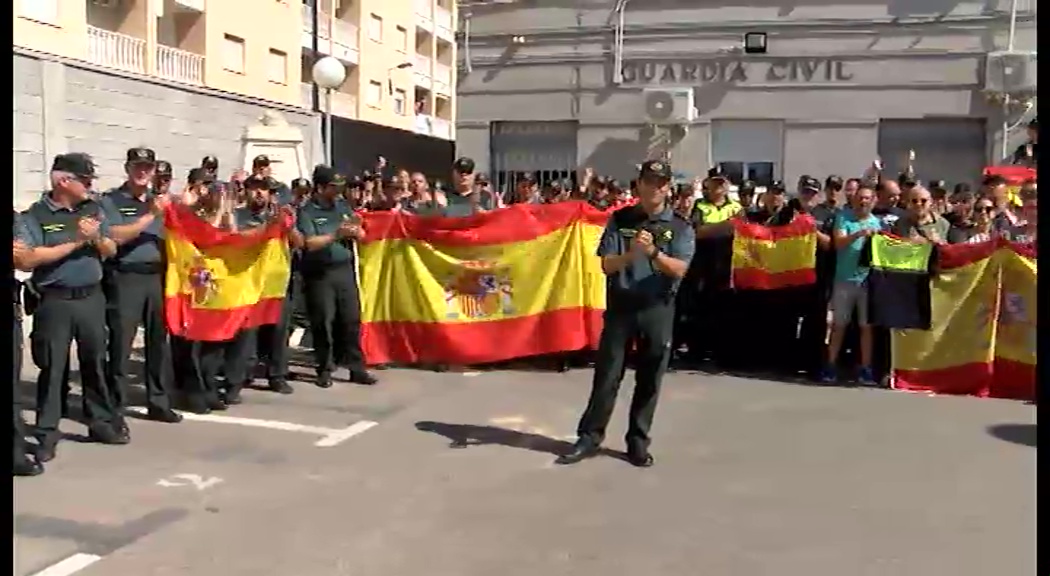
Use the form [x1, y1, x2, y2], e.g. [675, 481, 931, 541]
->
[163, 205, 292, 342]
[892, 240, 1036, 401]
[730, 215, 817, 290]
[983, 165, 1036, 207]
[357, 202, 609, 365]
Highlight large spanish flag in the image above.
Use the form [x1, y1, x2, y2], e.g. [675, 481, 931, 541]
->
[892, 239, 1036, 400]
[163, 205, 293, 342]
[730, 215, 817, 289]
[357, 201, 610, 365]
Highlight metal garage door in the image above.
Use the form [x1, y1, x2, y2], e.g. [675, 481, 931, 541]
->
[711, 120, 784, 187]
[490, 121, 579, 194]
[877, 119, 987, 188]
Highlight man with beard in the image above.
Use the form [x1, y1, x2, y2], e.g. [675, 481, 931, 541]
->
[233, 175, 302, 396]
[98, 147, 183, 431]
[872, 179, 906, 230]
[250, 155, 293, 205]
[557, 160, 694, 468]
[16, 153, 124, 462]
[505, 173, 543, 206]
[297, 166, 378, 388]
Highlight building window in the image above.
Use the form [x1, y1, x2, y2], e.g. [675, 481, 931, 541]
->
[393, 89, 407, 115]
[711, 120, 783, 187]
[366, 80, 383, 108]
[267, 49, 288, 84]
[368, 14, 383, 43]
[18, 0, 59, 26]
[222, 34, 246, 74]
[395, 26, 409, 53]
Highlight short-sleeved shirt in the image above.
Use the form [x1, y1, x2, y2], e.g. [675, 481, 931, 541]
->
[597, 205, 696, 309]
[296, 198, 356, 272]
[442, 190, 494, 217]
[891, 214, 950, 243]
[20, 194, 111, 289]
[233, 206, 272, 231]
[833, 210, 882, 284]
[98, 184, 165, 264]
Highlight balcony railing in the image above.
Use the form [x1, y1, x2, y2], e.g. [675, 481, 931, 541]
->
[433, 62, 452, 83]
[434, 5, 453, 37]
[415, 0, 432, 19]
[414, 53, 432, 75]
[301, 4, 332, 40]
[431, 117, 451, 140]
[329, 90, 358, 119]
[156, 45, 204, 85]
[87, 26, 146, 75]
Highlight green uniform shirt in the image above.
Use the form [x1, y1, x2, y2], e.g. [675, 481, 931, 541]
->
[20, 194, 111, 288]
[98, 184, 164, 264]
[296, 198, 356, 272]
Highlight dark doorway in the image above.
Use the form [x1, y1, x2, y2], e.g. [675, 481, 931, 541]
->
[330, 116, 454, 181]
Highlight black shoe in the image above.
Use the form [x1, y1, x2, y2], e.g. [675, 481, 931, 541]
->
[14, 455, 43, 477]
[34, 438, 57, 463]
[206, 397, 228, 411]
[349, 371, 378, 386]
[182, 397, 211, 415]
[115, 416, 130, 436]
[223, 388, 243, 406]
[89, 424, 130, 445]
[316, 373, 333, 389]
[269, 379, 294, 395]
[147, 407, 183, 423]
[555, 441, 600, 465]
[626, 450, 654, 468]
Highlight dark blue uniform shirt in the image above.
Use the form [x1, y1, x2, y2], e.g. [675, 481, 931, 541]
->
[295, 198, 356, 271]
[19, 194, 112, 289]
[233, 205, 273, 231]
[98, 184, 164, 264]
[597, 205, 695, 308]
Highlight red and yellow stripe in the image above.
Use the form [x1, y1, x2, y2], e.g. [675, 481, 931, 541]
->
[163, 205, 292, 342]
[358, 202, 610, 365]
[730, 215, 818, 290]
[892, 239, 1036, 401]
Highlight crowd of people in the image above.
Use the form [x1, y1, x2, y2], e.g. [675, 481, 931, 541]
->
[11, 118, 1038, 475]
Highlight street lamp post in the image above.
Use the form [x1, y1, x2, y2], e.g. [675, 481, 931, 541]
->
[311, 56, 347, 165]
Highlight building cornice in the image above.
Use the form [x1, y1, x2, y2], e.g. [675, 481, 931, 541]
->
[459, 12, 1035, 43]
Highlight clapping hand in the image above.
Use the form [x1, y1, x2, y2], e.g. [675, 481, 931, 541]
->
[631, 229, 656, 257]
[76, 217, 101, 242]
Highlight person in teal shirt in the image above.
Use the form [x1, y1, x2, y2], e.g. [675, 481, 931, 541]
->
[822, 185, 883, 385]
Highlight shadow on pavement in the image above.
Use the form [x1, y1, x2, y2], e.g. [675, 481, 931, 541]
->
[987, 424, 1036, 447]
[415, 421, 579, 457]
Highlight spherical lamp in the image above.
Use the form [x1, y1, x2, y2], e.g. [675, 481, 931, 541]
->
[311, 56, 346, 90]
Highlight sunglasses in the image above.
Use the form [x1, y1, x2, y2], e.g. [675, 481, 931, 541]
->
[910, 198, 930, 206]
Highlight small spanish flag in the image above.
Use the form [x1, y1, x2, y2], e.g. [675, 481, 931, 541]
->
[730, 215, 818, 290]
[357, 202, 610, 366]
[163, 205, 292, 342]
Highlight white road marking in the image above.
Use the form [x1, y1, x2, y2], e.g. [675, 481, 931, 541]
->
[156, 474, 224, 491]
[462, 371, 482, 377]
[28, 553, 103, 576]
[289, 328, 307, 348]
[314, 420, 379, 447]
[125, 407, 378, 448]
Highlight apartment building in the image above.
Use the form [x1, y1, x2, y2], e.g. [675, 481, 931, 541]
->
[13, 0, 457, 201]
[456, 0, 1037, 189]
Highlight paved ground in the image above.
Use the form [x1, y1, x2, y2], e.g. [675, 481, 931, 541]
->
[15, 352, 1035, 576]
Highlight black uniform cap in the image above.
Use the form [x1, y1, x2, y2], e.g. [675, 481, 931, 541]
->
[201, 155, 219, 169]
[519, 172, 537, 184]
[244, 174, 270, 189]
[187, 167, 214, 185]
[768, 180, 787, 193]
[798, 175, 822, 193]
[706, 164, 729, 181]
[252, 155, 271, 168]
[52, 153, 98, 179]
[155, 161, 173, 178]
[313, 165, 346, 187]
[126, 147, 156, 165]
[453, 157, 476, 174]
[738, 180, 757, 194]
[824, 175, 844, 190]
[639, 159, 673, 180]
[291, 177, 311, 189]
[347, 175, 364, 188]
[476, 173, 490, 184]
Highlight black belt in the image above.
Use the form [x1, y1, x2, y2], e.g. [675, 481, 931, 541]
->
[40, 284, 100, 300]
[301, 259, 353, 276]
[112, 262, 164, 274]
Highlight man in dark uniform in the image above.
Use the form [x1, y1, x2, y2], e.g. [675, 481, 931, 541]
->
[235, 174, 299, 395]
[15, 153, 126, 463]
[557, 160, 695, 468]
[251, 155, 293, 205]
[99, 147, 182, 430]
[297, 165, 378, 388]
[13, 215, 44, 476]
[154, 160, 174, 195]
[201, 155, 220, 181]
[443, 157, 496, 217]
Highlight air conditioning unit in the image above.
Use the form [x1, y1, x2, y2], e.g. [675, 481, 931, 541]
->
[643, 88, 696, 125]
[91, 0, 121, 7]
[984, 51, 1038, 95]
